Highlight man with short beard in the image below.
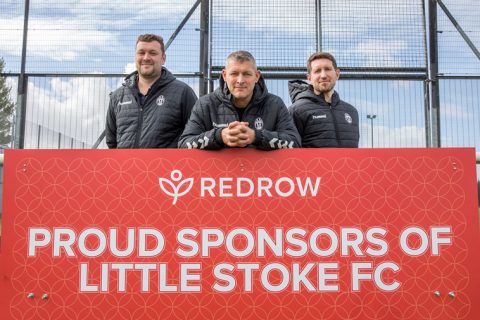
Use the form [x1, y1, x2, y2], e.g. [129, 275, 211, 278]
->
[288, 52, 359, 148]
[106, 34, 197, 148]
[179, 51, 300, 150]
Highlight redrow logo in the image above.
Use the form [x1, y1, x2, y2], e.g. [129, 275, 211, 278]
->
[159, 170, 321, 205]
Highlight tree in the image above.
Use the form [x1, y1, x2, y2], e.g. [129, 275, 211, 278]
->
[0, 57, 15, 148]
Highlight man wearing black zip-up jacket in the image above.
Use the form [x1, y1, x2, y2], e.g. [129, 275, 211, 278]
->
[288, 52, 359, 148]
[106, 34, 197, 148]
[178, 51, 300, 150]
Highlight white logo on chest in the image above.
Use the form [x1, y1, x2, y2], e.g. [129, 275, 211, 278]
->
[254, 117, 264, 130]
[344, 113, 353, 124]
[156, 95, 165, 106]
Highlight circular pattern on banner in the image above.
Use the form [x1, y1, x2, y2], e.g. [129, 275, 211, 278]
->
[3, 151, 476, 319]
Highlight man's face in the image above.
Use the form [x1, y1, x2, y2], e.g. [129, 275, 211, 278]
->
[222, 59, 260, 107]
[135, 41, 165, 79]
[307, 58, 340, 95]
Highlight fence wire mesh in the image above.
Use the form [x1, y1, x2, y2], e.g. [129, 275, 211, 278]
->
[0, 0, 201, 74]
[440, 79, 480, 147]
[437, 0, 480, 75]
[211, 0, 426, 71]
[0, 0, 478, 152]
[0, 1, 23, 73]
[20, 76, 199, 149]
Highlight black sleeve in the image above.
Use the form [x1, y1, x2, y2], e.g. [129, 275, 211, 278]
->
[352, 107, 360, 146]
[178, 99, 225, 150]
[181, 85, 198, 126]
[253, 97, 301, 150]
[105, 93, 117, 149]
[289, 104, 305, 143]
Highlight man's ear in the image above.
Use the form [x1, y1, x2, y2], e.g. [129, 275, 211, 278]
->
[336, 68, 340, 80]
[255, 70, 261, 82]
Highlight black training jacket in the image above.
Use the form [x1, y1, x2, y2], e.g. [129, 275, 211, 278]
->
[106, 68, 197, 148]
[288, 80, 359, 148]
[178, 76, 300, 150]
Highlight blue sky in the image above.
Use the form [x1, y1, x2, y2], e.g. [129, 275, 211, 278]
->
[0, 0, 428, 73]
[0, 0, 478, 151]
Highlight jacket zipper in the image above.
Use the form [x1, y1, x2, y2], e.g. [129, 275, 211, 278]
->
[134, 93, 147, 148]
[134, 106, 143, 148]
[330, 105, 340, 146]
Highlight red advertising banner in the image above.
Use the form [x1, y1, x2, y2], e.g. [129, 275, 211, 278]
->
[0, 148, 479, 319]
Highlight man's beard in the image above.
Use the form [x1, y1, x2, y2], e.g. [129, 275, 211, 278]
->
[315, 83, 334, 94]
[139, 66, 159, 79]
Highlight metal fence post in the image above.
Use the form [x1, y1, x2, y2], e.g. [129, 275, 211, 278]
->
[428, 0, 441, 147]
[14, 0, 30, 149]
[199, 0, 210, 96]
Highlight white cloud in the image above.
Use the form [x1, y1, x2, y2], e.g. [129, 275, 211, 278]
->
[1, 0, 429, 70]
[21, 73, 201, 149]
[24, 76, 120, 148]
[1, 1, 476, 150]
[351, 40, 408, 68]
[213, 0, 422, 37]
[0, 17, 120, 61]
[440, 101, 474, 119]
[0, 0, 198, 63]
[360, 123, 425, 148]
[32, 0, 196, 17]
[124, 63, 136, 74]
[390, 81, 419, 90]
[5, 77, 18, 103]
[440, 0, 480, 44]
[210, 0, 425, 69]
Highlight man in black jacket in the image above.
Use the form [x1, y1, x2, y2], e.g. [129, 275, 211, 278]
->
[179, 51, 300, 150]
[288, 52, 359, 148]
[106, 34, 197, 148]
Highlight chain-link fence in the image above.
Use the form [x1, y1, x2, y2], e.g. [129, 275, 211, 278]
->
[211, 0, 426, 70]
[437, 0, 480, 75]
[0, 0, 201, 74]
[0, 0, 478, 150]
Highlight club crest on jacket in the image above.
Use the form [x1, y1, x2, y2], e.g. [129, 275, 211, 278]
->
[254, 117, 264, 130]
[344, 113, 353, 124]
[156, 95, 165, 106]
